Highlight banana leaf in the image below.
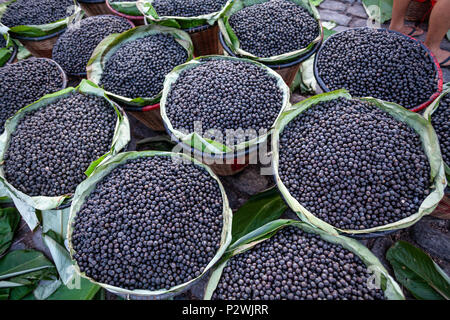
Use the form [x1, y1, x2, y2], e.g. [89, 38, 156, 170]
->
[0, 249, 58, 298]
[204, 219, 405, 300]
[108, 0, 144, 17]
[137, 0, 234, 29]
[423, 83, 450, 180]
[272, 90, 447, 235]
[218, 0, 323, 64]
[87, 24, 194, 107]
[67, 150, 233, 298]
[160, 55, 291, 156]
[0, 79, 131, 231]
[0, 207, 20, 256]
[0, 1, 82, 38]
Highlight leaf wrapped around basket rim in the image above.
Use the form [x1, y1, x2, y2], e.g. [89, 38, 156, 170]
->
[272, 89, 447, 236]
[160, 55, 291, 156]
[0, 29, 14, 66]
[67, 150, 233, 298]
[0, 0, 83, 38]
[204, 219, 405, 300]
[107, 0, 145, 17]
[423, 83, 450, 181]
[136, 0, 234, 29]
[0, 79, 131, 230]
[218, 0, 323, 64]
[87, 24, 194, 107]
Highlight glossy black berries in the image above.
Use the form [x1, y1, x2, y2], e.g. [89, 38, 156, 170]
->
[100, 33, 188, 99]
[229, 0, 319, 58]
[71, 156, 224, 291]
[53, 15, 132, 75]
[0, 58, 64, 133]
[0, 36, 6, 48]
[165, 58, 284, 145]
[212, 226, 385, 300]
[1, 0, 74, 28]
[431, 95, 450, 165]
[278, 98, 431, 230]
[151, 0, 228, 17]
[316, 28, 438, 108]
[3, 92, 117, 197]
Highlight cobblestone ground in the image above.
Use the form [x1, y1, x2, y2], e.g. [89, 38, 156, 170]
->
[4, 0, 450, 300]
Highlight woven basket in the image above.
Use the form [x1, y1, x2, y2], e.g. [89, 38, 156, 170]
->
[78, 1, 112, 16]
[431, 191, 450, 219]
[14, 29, 66, 58]
[405, 0, 432, 22]
[168, 132, 258, 176]
[127, 104, 165, 132]
[185, 24, 223, 57]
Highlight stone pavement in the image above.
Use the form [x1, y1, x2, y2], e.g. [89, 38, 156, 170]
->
[317, 0, 450, 82]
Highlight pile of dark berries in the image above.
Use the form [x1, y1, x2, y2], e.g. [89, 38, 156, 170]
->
[165, 58, 284, 145]
[53, 15, 132, 75]
[1, 0, 74, 28]
[0, 36, 6, 48]
[278, 98, 431, 230]
[212, 226, 385, 300]
[229, 0, 319, 58]
[316, 28, 438, 108]
[71, 156, 224, 291]
[431, 94, 450, 166]
[150, 0, 228, 17]
[100, 33, 188, 99]
[3, 92, 117, 197]
[0, 58, 64, 133]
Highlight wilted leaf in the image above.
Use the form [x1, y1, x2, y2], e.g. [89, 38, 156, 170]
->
[231, 187, 287, 244]
[387, 241, 450, 300]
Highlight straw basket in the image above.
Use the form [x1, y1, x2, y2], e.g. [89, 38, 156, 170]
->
[405, 0, 432, 22]
[184, 24, 223, 57]
[77, 0, 113, 16]
[126, 103, 165, 132]
[431, 191, 450, 219]
[13, 28, 66, 58]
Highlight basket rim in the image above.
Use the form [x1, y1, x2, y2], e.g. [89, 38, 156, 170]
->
[163, 119, 260, 161]
[218, 25, 323, 68]
[313, 27, 444, 112]
[106, 0, 145, 20]
[11, 27, 67, 41]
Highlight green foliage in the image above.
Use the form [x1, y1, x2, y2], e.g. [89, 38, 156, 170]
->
[0, 207, 20, 256]
[231, 187, 287, 245]
[387, 241, 450, 300]
[0, 249, 58, 300]
[362, 0, 393, 23]
[47, 277, 100, 300]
